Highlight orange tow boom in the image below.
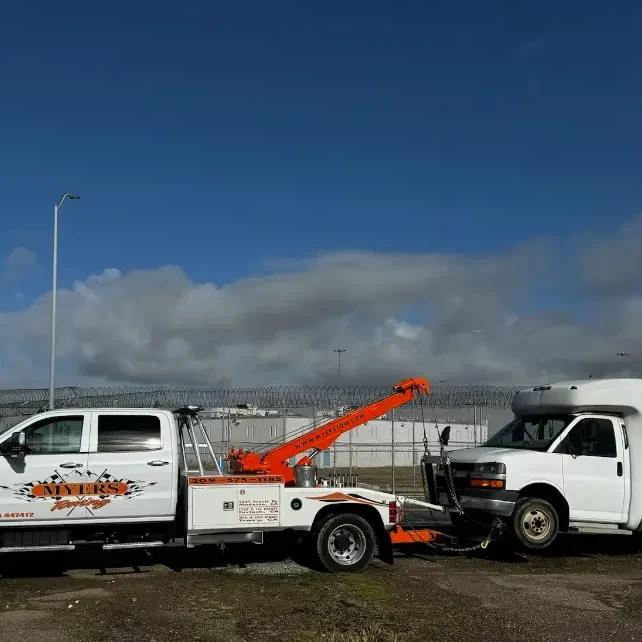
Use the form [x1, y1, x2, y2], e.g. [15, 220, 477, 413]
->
[226, 377, 431, 486]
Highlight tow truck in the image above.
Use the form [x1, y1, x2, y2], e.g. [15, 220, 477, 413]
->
[0, 377, 449, 572]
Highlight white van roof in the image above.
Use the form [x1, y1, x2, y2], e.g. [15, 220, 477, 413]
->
[512, 378, 642, 416]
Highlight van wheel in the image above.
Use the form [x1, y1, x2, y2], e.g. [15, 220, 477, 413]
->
[314, 513, 375, 573]
[512, 497, 559, 550]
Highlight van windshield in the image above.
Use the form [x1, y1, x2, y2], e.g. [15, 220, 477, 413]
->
[483, 414, 575, 452]
[0, 424, 13, 437]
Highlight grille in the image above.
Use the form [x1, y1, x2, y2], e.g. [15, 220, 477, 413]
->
[435, 462, 474, 491]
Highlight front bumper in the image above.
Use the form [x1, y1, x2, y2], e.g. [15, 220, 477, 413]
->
[438, 489, 518, 517]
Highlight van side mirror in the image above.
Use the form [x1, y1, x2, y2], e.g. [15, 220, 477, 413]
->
[439, 425, 451, 447]
[1, 431, 26, 459]
[568, 440, 590, 456]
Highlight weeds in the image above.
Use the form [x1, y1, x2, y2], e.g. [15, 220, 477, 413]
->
[327, 625, 399, 641]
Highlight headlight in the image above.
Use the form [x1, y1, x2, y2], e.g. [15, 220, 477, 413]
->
[472, 462, 506, 475]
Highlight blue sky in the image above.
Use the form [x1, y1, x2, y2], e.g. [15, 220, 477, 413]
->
[1, 1, 641, 302]
[1, 2, 642, 388]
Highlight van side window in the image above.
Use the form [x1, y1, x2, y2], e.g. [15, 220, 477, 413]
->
[97, 415, 161, 452]
[23, 416, 84, 454]
[557, 418, 617, 458]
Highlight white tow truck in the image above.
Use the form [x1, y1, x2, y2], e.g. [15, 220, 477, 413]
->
[432, 378, 642, 550]
[0, 380, 445, 572]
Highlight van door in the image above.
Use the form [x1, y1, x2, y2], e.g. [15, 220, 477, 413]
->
[0, 412, 91, 523]
[556, 416, 626, 522]
[85, 411, 176, 522]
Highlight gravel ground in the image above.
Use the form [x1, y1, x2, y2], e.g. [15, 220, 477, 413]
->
[2, 533, 642, 642]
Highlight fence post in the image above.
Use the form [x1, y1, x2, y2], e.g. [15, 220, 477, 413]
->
[282, 407, 288, 466]
[348, 424, 353, 479]
[412, 402, 416, 487]
[473, 403, 477, 446]
[391, 407, 395, 494]
[333, 402, 338, 478]
[225, 408, 231, 456]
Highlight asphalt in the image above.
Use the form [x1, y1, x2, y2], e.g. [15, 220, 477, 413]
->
[2, 531, 642, 642]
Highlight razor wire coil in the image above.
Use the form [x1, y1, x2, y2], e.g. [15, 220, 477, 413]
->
[0, 383, 529, 414]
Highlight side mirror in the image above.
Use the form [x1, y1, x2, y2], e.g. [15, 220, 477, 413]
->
[1, 431, 26, 459]
[439, 425, 451, 447]
[568, 442, 588, 457]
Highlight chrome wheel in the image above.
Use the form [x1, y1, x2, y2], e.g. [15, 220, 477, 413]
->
[521, 507, 552, 542]
[327, 524, 367, 566]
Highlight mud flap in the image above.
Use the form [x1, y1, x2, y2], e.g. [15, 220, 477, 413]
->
[378, 530, 394, 564]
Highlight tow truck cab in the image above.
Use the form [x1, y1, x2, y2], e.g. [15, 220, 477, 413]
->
[0, 406, 405, 572]
[436, 379, 642, 550]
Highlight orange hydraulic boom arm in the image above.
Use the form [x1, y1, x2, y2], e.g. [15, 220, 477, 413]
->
[226, 377, 431, 485]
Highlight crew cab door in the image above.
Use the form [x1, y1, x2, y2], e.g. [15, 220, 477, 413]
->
[84, 411, 176, 522]
[555, 416, 626, 523]
[0, 412, 91, 523]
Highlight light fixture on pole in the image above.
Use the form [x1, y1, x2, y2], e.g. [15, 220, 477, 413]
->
[615, 352, 630, 379]
[333, 348, 346, 379]
[49, 193, 81, 410]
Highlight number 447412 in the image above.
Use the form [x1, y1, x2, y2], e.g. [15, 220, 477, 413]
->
[2, 512, 34, 519]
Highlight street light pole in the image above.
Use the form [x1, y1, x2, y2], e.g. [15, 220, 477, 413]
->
[332, 348, 347, 478]
[616, 352, 630, 379]
[333, 348, 346, 379]
[49, 193, 80, 410]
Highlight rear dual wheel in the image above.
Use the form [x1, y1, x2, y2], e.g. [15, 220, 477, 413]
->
[313, 513, 376, 573]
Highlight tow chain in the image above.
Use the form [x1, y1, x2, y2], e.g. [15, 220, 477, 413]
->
[439, 448, 464, 516]
[401, 397, 502, 554]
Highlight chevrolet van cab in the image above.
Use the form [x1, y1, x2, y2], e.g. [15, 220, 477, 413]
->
[435, 378, 642, 550]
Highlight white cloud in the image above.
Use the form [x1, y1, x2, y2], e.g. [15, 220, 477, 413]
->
[1, 247, 37, 284]
[0, 216, 641, 388]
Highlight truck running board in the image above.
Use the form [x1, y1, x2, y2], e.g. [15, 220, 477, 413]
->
[0, 544, 76, 553]
[568, 522, 631, 535]
[102, 541, 165, 550]
[0, 541, 166, 553]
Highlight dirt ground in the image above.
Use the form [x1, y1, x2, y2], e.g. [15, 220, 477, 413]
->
[2, 533, 642, 642]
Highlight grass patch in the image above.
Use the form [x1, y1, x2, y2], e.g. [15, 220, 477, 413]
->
[289, 624, 399, 642]
[328, 626, 399, 641]
[342, 573, 388, 602]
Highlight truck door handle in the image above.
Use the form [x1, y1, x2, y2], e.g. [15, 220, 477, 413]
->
[617, 462, 623, 476]
[59, 462, 83, 469]
[147, 460, 169, 466]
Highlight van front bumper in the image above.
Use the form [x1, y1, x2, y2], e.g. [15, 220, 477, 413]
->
[439, 489, 518, 517]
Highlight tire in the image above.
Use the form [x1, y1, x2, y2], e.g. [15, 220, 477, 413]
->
[511, 497, 559, 550]
[313, 513, 376, 573]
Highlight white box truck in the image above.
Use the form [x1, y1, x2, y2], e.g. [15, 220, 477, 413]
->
[434, 378, 642, 550]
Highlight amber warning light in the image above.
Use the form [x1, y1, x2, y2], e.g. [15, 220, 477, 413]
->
[470, 479, 505, 489]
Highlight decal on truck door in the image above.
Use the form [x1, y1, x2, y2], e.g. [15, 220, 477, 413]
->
[0, 468, 156, 515]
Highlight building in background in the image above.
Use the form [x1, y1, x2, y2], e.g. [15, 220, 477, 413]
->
[201, 406, 488, 469]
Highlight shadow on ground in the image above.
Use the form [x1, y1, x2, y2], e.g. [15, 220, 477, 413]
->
[397, 530, 642, 564]
[0, 540, 308, 579]
[1, 529, 641, 580]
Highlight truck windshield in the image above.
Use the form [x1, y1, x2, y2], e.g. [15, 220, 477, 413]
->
[483, 414, 574, 452]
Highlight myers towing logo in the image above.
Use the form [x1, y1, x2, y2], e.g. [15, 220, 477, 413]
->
[0, 470, 156, 514]
[31, 480, 129, 511]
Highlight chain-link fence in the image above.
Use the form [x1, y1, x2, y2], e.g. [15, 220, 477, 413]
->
[0, 383, 522, 497]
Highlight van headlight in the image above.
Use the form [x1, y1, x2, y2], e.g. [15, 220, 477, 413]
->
[472, 462, 506, 475]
